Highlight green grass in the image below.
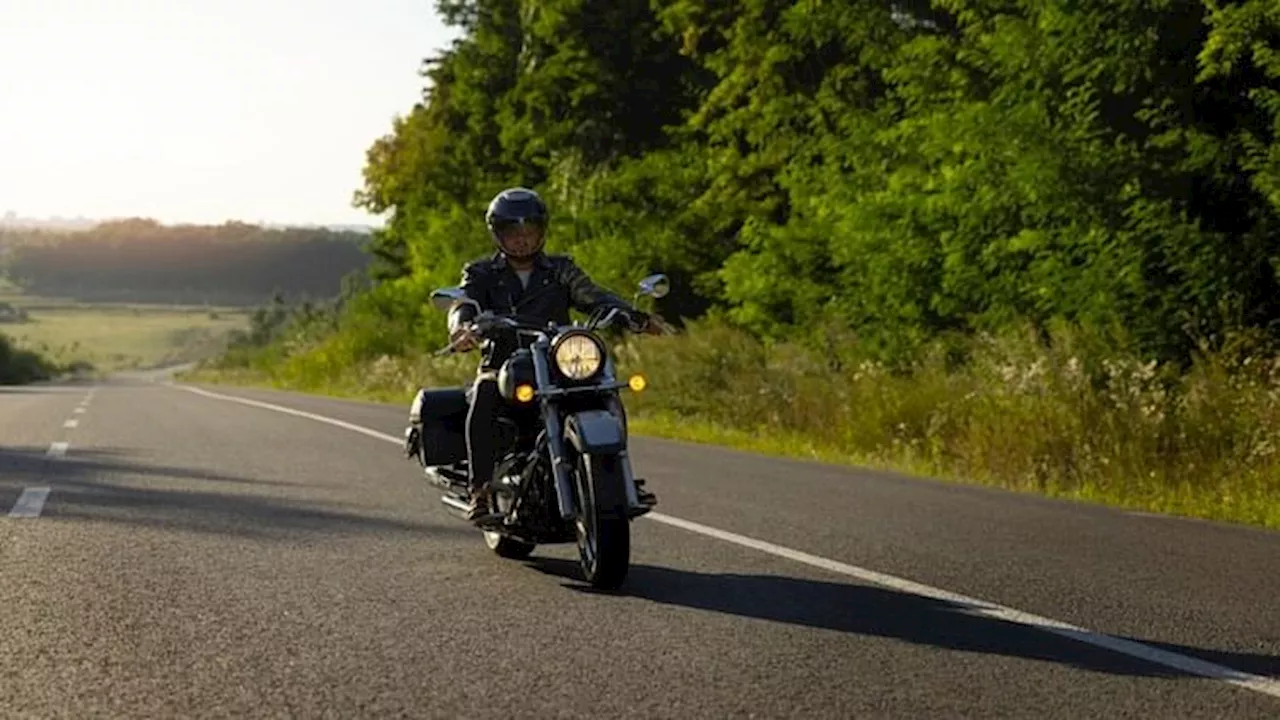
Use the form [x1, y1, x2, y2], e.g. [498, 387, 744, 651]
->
[0, 295, 251, 374]
[179, 317, 1280, 532]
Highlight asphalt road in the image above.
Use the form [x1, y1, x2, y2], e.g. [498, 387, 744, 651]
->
[0, 372, 1277, 718]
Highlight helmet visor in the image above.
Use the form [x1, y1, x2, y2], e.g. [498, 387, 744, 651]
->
[492, 218, 546, 258]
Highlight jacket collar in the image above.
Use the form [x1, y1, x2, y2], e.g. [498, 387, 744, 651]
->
[490, 251, 552, 270]
[491, 251, 554, 305]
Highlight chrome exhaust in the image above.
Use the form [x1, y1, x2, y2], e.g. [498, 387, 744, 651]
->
[440, 495, 471, 513]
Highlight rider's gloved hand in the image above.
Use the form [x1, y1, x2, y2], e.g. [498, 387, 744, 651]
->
[621, 309, 667, 335]
[644, 315, 668, 335]
[451, 327, 479, 351]
[620, 309, 649, 333]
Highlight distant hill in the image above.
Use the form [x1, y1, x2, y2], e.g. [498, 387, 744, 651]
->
[0, 212, 377, 234]
[0, 218, 372, 306]
[0, 213, 99, 231]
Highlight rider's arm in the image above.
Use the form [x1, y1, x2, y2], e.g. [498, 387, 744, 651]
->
[557, 257, 633, 314]
[557, 256, 655, 332]
[447, 261, 487, 335]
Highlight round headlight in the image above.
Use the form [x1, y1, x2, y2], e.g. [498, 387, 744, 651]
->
[554, 333, 604, 380]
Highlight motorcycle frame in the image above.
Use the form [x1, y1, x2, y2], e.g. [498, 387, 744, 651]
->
[433, 305, 649, 527]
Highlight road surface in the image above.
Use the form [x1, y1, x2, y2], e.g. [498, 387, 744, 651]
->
[0, 373, 1276, 718]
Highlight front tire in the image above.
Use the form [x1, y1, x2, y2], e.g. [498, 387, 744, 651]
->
[574, 453, 630, 590]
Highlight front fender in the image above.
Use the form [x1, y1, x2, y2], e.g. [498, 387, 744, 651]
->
[565, 410, 631, 520]
[563, 409, 626, 455]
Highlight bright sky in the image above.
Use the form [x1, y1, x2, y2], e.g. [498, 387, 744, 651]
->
[0, 0, 458, 226]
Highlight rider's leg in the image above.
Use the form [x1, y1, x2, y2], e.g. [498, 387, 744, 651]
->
[464, 374, 502, 520]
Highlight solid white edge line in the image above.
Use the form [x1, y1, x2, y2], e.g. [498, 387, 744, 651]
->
[46, 441, 69, 458]
[7, 486, 51, 518]
[175, 384, 406, 445]
[168, 381, 1280, 700]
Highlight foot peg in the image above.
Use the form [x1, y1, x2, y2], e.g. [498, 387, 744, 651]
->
[636, 478, 656, 504]
[628, 478, 657, 518]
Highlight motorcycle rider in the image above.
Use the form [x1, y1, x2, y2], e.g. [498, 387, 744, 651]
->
[445, 187, 663, 522]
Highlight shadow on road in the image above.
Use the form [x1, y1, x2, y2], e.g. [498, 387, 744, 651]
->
[0, 445, 472, 541]
[525, 557, 1280, 681]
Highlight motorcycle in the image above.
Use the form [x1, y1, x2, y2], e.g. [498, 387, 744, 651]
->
[402, 273, 672, 590]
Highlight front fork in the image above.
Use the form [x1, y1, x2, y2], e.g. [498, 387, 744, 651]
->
[532, 345, 579, 520]
[541, 408, 578, 520]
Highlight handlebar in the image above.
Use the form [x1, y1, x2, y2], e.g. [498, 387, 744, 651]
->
[434, 313, 536, 355]
[434, 307, 668, 356]
[594, 306, 676, 335]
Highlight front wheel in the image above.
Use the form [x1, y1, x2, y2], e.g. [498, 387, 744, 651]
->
[574, 453, 630, 590]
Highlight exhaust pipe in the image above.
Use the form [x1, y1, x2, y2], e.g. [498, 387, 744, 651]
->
[440, 495, 472, 514]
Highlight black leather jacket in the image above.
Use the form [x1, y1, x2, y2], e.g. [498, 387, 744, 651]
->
[447, 252, 641, 370]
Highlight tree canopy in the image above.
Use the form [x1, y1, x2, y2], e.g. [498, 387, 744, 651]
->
[349, 0, 1280, 365]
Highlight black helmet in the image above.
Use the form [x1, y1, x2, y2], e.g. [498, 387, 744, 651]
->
[485, 187, 548, 259]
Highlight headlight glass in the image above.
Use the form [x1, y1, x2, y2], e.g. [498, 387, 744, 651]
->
[554, 333, 603, 380]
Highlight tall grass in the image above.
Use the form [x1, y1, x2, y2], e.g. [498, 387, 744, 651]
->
[185, 317, 1280, 529]
[0, 334, 61, 383]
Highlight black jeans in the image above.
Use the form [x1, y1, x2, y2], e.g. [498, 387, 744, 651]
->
[465, 375, 502, 494]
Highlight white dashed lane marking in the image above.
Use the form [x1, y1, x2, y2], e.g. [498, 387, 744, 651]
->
[0, 388, 93, 519]
[7, 487, 51, 518]
[9, 442, 67, 518]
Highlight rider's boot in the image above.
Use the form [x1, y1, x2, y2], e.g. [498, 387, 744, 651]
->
[466, 484, 500, 524]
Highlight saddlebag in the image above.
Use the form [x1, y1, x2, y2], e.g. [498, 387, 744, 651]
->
[409, 387, 470, 466]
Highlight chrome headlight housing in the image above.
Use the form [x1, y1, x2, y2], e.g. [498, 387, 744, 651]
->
[552, 332, 605, 381]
